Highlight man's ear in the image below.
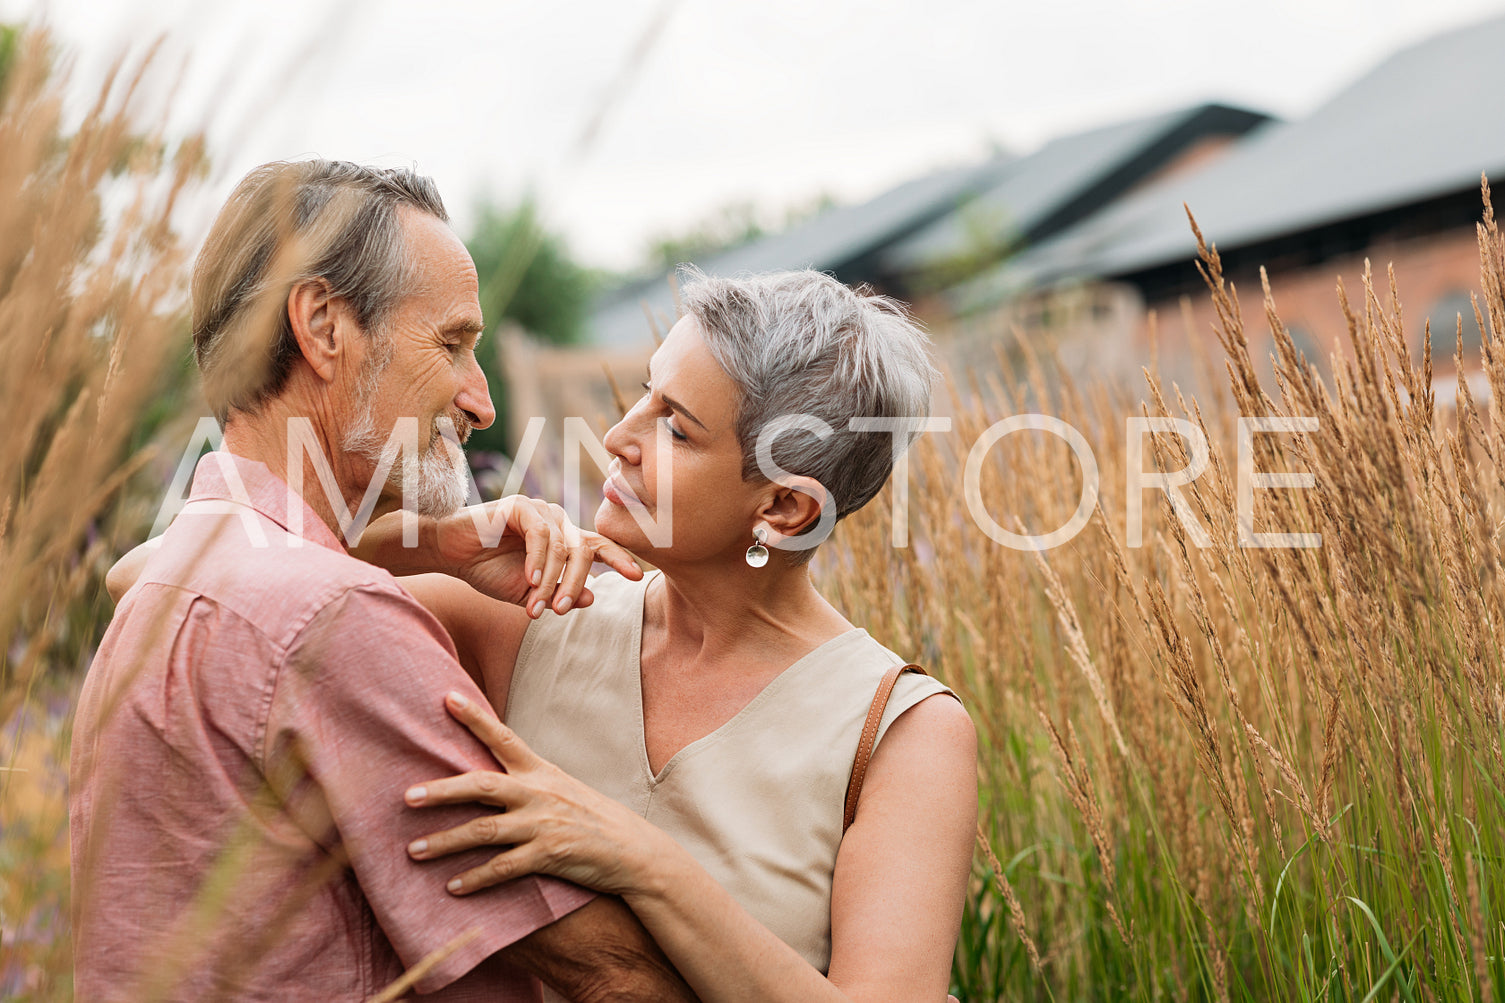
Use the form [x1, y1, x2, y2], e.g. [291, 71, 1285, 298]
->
[286, 278, 347, 384]
[756, 475, 834, 548]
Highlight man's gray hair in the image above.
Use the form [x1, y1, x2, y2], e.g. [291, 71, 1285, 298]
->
[192, 160, 449, 423]
[679, 267, 938, 555]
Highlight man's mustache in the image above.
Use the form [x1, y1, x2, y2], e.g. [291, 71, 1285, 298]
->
[435, 414, 472, 446]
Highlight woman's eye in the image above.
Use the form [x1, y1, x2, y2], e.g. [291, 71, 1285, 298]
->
[642, 381, 684, 439]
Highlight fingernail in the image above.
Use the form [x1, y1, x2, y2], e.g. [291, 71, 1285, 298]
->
[556, 596, 572, 613]
[531, 569, 541, 586]
[447, 878, 464, 893]
[447, 691, 469, 709]
[530, 600, 543, 617]
[409, 839, 427, 855]
[406, 786, 426, 804]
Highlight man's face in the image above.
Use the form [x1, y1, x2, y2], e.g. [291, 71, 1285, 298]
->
[340, 208, 494, 518]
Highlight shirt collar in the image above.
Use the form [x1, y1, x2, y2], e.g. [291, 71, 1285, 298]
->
[187, 451, 348, 554]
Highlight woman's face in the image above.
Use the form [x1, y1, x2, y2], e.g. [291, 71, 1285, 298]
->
[596, 316, 763, 565]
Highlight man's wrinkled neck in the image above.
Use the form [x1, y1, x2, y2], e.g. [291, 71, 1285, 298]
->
[220, 393, 399, 546]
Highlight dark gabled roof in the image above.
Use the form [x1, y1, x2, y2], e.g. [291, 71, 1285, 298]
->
[995, 13, 1505, 295]
[585, 155, 1016, 348]
[876, 102, 1271, 277]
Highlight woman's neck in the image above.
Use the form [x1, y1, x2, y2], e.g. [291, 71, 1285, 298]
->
[644, 556, 853, 669]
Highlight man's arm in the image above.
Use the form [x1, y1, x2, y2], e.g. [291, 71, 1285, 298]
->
[398, 573, 530, 702]
[501, 896, 698, 1003]
[273, 586, 611, 995]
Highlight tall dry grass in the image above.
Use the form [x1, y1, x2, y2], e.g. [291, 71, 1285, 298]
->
[0, 28, 205, 999]
[819, 185, 1505, 1000]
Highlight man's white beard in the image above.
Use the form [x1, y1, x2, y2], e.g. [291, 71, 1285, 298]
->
[341, 355, 472, 520]
[342, 409, 471, 519]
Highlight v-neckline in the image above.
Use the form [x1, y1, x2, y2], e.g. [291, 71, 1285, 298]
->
[632, 571, 865, 785]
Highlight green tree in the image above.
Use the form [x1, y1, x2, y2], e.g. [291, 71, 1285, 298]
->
[642, 193, 835, 274]
[0, 23, 21, 93]
[465, 198, 598, 454]
[644, 199, 767, 275]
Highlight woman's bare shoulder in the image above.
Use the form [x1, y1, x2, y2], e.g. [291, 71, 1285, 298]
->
[880, 690, 976, 762]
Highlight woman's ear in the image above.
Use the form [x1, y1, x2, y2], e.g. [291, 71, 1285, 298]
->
[756, 475, 836, 551]
[286, 278, 346, 384]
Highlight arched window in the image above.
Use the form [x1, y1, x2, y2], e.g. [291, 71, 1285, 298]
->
[1260, 321, 1325, 391]
[1427, 290, 1487, 366]
[1283, 323, 1323, 366]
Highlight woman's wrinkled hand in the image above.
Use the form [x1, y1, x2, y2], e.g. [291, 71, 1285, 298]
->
[404, 691, 661, 895]
[434, 496, 642, 618]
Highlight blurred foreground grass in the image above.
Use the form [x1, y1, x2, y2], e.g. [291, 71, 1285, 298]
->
[3, 693, 73, 996]
[0, 26, 204, 999]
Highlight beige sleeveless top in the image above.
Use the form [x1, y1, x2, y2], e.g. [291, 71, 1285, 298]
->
[505, 571, 954, 974]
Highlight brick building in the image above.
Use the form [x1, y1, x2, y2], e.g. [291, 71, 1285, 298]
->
[981, 14, 1505, 398]
[534, 12, 1505, 442]
[570, 100, 1269, 401]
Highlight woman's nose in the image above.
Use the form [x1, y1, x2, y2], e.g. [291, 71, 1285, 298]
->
[603, 404, 644, 465]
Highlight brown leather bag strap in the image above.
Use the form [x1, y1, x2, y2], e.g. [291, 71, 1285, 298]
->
[843, 663, 928, 833]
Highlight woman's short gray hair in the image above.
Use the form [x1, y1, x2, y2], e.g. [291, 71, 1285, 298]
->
[679, 267, 938, 550]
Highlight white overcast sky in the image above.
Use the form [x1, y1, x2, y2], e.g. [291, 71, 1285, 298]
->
[7, 0, 1505, 269]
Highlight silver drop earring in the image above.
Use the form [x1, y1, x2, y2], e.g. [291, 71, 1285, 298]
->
[745, 527, 769, 568]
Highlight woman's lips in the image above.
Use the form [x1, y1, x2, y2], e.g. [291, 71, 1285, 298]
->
[603, 475, 640, 508]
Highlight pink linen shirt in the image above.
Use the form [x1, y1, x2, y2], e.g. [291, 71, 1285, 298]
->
[69, 452, 595, 1001]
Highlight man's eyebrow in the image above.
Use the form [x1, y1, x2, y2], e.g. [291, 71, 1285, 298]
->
[443, 318, 485, 339]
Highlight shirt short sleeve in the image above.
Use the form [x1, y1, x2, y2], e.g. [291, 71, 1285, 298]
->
[268, 583, 596, 994]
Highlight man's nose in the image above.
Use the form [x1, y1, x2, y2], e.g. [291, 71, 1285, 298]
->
[456, 357, 496, 431]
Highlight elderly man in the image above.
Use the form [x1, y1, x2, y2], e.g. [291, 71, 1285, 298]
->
[70, 161, 692, 1001]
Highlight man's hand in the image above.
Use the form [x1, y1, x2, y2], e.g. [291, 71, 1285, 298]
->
[502, 896, 699, 1003]
[433, 497, 643, 618]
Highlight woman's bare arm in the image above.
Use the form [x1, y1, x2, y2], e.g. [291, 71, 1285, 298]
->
[117, 498, 640, 712]
[355, 497, 641, 711]
[109, 537, 531, 704]
[407, 691, 977, 1003]
[623, 694, 976, 1003]
[826, 694, 976, 999]
[351, 497, 641, 618]
[398, 573, 532, 713]
[106, 540, 153, 602]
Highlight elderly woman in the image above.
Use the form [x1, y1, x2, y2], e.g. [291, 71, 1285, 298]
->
[393, 269, 977, 1002]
